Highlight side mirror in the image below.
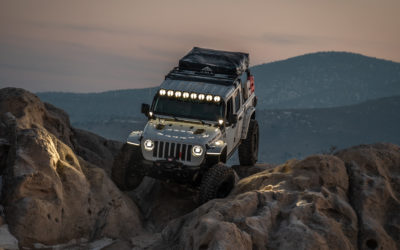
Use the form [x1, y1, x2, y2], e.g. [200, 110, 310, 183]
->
[141, 103, 150, 116]
[228, 114, 238, 124]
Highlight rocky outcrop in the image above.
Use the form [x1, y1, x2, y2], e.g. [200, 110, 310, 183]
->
[153, 144, 400, 250]
[1, 87, 399, 250]
[0, 88, 143, 247]
[160, 155, 357, 249]
[336, 144, 400, 250]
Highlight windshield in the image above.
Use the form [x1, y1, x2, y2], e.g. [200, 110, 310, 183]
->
[153, 96, 224, 121]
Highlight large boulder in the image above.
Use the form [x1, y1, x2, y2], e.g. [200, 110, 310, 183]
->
[157, 144, 400, 250]
[336, 143, 400, 250]
[161, 155, 358, 250]
[0, 88, 143, 247]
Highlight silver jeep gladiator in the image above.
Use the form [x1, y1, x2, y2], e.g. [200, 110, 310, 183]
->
[112, 47, 259, 203]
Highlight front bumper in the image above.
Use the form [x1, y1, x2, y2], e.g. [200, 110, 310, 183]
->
[136, 159, 203, 185]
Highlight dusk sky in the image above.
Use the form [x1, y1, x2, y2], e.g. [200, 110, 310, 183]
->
[1, 0, 399, 93]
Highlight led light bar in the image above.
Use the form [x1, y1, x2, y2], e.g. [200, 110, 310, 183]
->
[160, 89, 222, 103]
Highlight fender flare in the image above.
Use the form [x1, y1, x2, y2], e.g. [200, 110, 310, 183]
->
[240, 107, 256, 139]
[127, 131, 143, 146]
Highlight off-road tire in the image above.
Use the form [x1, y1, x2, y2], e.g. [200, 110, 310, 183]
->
[111, 143, 144, 191]
[238, 119, 259, 166]
[199, 163, 236, 204]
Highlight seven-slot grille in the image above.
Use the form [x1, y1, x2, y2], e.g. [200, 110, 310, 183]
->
[152, 141, 193, 162]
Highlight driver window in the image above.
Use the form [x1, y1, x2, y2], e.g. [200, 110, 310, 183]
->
[226, 97, 233, 120]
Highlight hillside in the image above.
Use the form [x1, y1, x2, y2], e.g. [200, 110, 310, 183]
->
[257, 95, 400, 163]
[38, 88, 157, 123]
[252, 51, 400, 109]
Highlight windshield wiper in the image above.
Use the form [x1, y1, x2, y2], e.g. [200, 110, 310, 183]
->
[195, 119, 206, 125]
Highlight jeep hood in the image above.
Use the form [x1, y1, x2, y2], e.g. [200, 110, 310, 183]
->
[142, 119, 221, 145]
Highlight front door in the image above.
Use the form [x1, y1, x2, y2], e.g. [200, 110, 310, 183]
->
[225, 89, 243, 155]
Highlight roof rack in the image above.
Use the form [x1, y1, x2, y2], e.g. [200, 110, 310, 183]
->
[165, 47, 249, 86]
[178, 47, 249, 76]
[166, 67, 238, 86]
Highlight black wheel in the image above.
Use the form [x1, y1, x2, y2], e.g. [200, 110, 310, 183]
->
[238, 119, 259, 166]
[111, 143, 144, 191]
[199, 163, 236, 204]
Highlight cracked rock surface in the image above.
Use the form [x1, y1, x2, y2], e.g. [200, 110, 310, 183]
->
[0, 87, 399, 250]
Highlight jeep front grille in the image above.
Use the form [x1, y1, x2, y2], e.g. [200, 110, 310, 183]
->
[152, 141, 192, 162]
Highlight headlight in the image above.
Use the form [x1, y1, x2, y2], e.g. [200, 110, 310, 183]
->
[192, 145, 203, 157]
[144, 139, 154, 151]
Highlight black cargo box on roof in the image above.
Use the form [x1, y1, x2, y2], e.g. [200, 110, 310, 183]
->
[178, 47, 249, 76]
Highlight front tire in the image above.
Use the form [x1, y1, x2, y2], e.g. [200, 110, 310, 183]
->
[111, 143, 144, 191]
[238, 119, 259, 166]
[199, 163, 236, 204]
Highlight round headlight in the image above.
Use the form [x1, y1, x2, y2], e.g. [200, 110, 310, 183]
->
[192, 145, 203, 157]
[144, 139, 154, 151]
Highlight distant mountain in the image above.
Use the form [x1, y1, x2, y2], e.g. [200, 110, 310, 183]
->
[256, 95, 400, 163]
[252, 52, 400, 109]
[38, 88, 157, 123]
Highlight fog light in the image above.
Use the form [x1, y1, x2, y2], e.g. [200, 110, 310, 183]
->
[192, 145, 203, 156]
[144, 139, 154, 151]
